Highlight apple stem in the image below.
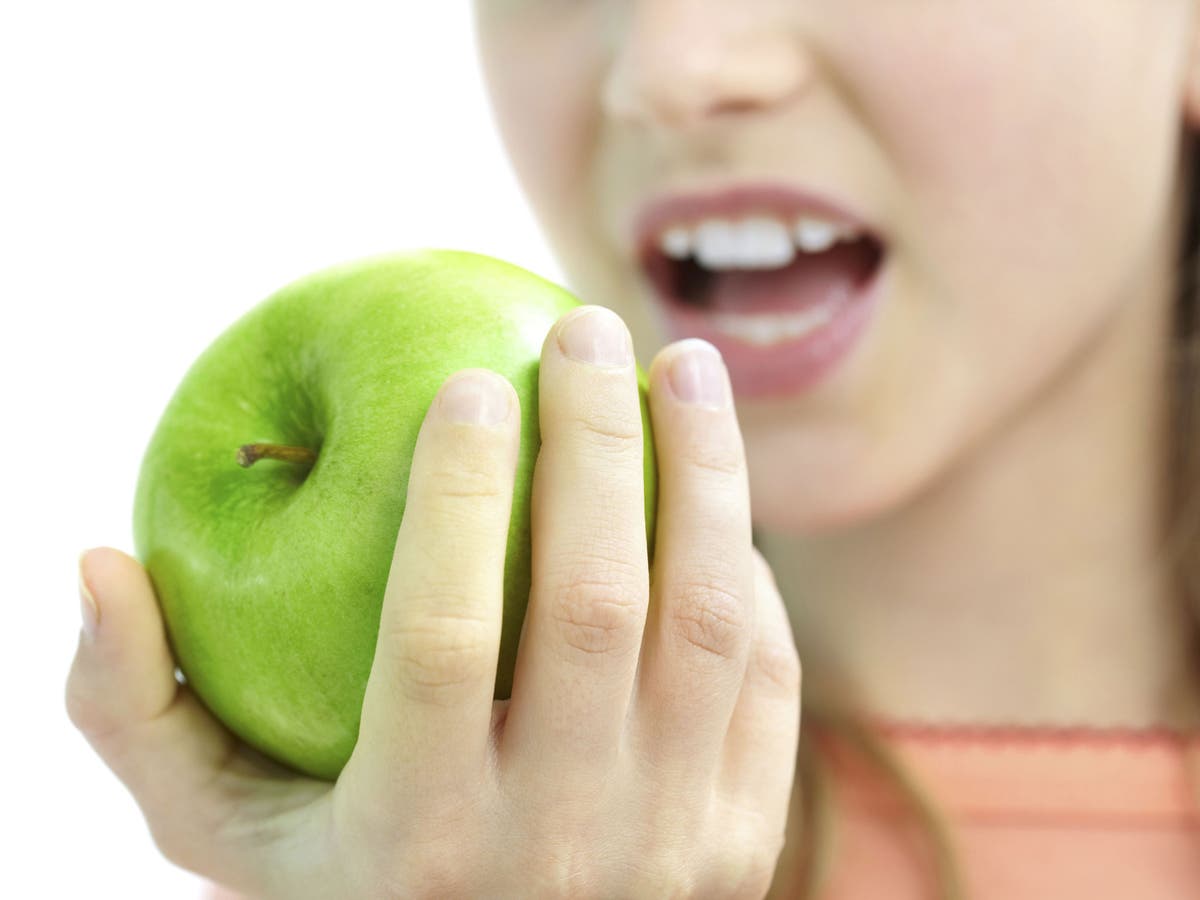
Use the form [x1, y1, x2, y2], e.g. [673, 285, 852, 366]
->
[236, 443, 319, 468]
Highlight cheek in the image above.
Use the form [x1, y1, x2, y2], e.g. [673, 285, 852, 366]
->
[476, 17, 653, 346]
[475, 19, 604, 235]
[839, 4, 1187, 420]
[846, 7, 1184, 305]
[744, 5, 1189, 532]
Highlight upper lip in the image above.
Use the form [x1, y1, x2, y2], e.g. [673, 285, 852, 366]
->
[630, 182, 884, 262]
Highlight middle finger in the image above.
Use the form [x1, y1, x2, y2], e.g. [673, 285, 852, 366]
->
[501, 306, 652, 778]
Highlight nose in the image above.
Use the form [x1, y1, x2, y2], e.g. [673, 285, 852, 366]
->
[602, 1, 810, 129]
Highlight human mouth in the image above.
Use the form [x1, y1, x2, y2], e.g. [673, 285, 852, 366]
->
[634, 184, 888, 398]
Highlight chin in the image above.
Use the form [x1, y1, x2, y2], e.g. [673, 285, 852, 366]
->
[749, 475, 891, 535]
[744, 428, 931, 536]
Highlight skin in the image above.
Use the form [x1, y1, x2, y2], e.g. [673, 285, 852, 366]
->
[472, 0, 1200, 728]
[65, 2, 1200, 895]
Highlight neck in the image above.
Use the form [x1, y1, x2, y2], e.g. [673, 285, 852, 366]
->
[758, 248, 1200, 733]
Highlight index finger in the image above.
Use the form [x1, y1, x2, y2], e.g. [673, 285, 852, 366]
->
[344, 370, 520, 817]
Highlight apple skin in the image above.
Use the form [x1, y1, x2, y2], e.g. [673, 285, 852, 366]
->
[133, 249, 658, 781]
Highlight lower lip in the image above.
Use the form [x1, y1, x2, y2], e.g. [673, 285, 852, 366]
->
[651, 257, 887, 399]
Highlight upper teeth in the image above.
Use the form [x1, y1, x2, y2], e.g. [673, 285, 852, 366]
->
[658, 216, 862, 271]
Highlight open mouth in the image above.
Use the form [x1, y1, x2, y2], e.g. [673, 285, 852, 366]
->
[641, 218, 886, 327]
[632, 205, 890, 396]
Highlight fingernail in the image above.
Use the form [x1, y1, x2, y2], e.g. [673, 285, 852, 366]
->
[557, 307, 633, 367]
[668, 340, 730, 409]
[438, 371, 511, 425]
[78, 550, 99, 641]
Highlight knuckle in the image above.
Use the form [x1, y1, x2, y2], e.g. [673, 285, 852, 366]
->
[548, 569, 645, 661]
[397, 848, 474, 900]
[64, 662, 124, 742]
[751, 547, 776, 587]
[622, 842, 695, 897]
[361, 858, 469, 900]
[636, 870, 693, 899]
[64, 675, 101, 736]
[679, 433, 743, 479]
[670, 577, 749, 663]
[525, 836, 598, 898]
[419, 467, 509, 534]
[696, 840, 783, 900]
[735, 832, 788, 899]
[723, 852, 782, 900]
[425, 461, 506, 502]
[747, 636, 803, 696]
[389, 614, 495, 704]
[572, 411, 643, 457]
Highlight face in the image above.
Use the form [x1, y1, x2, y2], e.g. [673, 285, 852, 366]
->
[472, 0, 1200, 533]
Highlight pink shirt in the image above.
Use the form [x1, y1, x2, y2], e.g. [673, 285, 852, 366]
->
[771, 718, 1200, 899]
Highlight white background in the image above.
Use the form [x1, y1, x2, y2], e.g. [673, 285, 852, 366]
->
[1, 3, 559, 896]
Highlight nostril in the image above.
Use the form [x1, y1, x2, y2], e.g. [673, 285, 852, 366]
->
[705, 94, 774, 119]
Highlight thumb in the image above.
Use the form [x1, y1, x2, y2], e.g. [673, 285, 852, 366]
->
[64, 547, 333, 892]
[65, 548, 238, 874]
[66, 547, 187, 741]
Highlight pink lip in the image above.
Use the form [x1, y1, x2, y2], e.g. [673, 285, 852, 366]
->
[652, 260, 888, 399]
[630, 181, 889, 400]
[630, 182, 883, 259]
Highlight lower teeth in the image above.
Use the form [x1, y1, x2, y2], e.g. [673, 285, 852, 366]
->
[709, 294, 845, 346]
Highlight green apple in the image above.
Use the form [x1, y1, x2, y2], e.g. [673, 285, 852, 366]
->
[133, 249, 658, 781]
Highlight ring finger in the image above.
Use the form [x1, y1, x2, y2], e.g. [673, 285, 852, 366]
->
[632, 339, 756, 792]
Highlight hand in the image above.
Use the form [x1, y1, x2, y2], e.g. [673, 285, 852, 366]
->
[65, 305, 802, 899]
